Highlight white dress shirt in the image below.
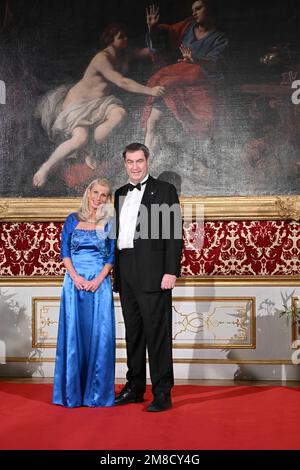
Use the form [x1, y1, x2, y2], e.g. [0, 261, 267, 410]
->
[118, 174, 149, 250]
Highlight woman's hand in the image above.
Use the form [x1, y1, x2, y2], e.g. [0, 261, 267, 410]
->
[73, 274, 87, 290]
[146, 4, 160, 30]
[84, 277, 103, 293]
[150, 85, 165, 97]
[179, 44, 194, 63]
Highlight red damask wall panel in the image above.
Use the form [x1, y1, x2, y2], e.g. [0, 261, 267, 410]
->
[0, 223, 63, 276]
[0, 221, 299, 276]
[182, 220, 300, 276]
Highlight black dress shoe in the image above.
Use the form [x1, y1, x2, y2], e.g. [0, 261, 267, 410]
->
[115, 387, 144, 406]
[146, 394, 172, 412]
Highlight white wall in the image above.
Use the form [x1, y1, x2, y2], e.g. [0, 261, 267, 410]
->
[1, 282, 300, 380]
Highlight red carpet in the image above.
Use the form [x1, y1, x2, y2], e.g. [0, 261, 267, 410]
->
[0, 383, 300, 450]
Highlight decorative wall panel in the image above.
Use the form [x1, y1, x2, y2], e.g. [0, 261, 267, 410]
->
[171, 297, 255, 349]
[1, 220, 300, 277]
[32, 297, 60, 348]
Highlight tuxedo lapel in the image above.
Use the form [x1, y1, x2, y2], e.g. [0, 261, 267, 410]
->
[140, 175, 157, 209]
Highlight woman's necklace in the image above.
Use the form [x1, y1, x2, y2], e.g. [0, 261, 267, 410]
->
[86, 215, 97, 224]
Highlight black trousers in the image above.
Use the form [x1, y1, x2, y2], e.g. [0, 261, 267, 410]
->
[118, 249, 174, 396]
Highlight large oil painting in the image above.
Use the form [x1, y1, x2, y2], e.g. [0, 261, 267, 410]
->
[0, 0, 300, 197]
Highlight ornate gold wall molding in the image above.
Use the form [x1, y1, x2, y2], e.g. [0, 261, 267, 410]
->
[1, 279, 299, 366]
[1, 275, 300, 287]
[275, 197, 300, 221]
[0, 195, 300, 221]
[3, 357, 297, 365]
[171, 296, 255, 349]
[0, 198, 79, 221]
[32, 297, 60, 348]
[177, 276, 300, 287]
[0, 277, 64, 286]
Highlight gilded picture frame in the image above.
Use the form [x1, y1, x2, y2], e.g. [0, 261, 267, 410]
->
[0, 0, 299, 218]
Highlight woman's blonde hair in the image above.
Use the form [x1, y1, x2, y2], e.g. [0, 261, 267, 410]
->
[77, 178, 112, 224]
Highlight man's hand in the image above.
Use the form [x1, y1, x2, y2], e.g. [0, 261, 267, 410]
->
[146, 4, 160, 30]
[161, 274, 177, 290]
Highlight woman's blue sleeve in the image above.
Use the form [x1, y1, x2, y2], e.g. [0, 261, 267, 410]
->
[105, 221, 115, 265]
[60, 213, 77, 260]
[106, 238, 115, 265]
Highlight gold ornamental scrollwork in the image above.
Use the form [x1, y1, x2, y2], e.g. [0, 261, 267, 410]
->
[32, 297, 60, 348]
[171, 296, 255, 349]
[172, 305, 248, 341]
[275, 197, 300, 221]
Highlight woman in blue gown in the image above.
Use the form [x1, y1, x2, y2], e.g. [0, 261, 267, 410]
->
[53, 178, 115, 407]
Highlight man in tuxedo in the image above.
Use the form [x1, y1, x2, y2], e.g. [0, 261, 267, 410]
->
[113, 142, 182, 412]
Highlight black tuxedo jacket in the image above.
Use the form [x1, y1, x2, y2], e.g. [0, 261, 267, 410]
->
[113, 175, 182, 293]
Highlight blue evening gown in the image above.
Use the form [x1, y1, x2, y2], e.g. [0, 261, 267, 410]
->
[53, 216, 115, 407]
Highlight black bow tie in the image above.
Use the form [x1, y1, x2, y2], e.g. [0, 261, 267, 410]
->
[128, 181, 147, 191]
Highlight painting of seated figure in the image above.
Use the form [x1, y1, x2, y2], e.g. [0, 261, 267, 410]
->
[0, 0, 300, 198]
